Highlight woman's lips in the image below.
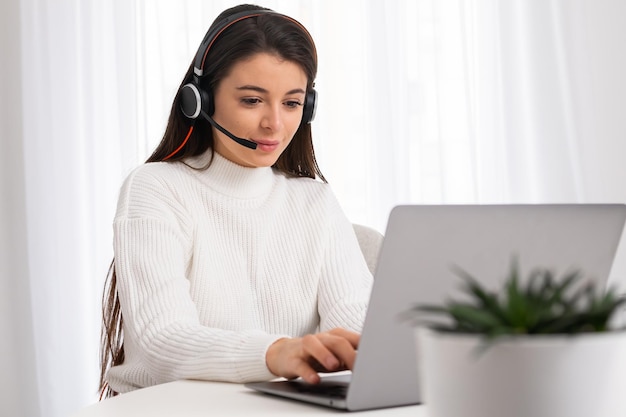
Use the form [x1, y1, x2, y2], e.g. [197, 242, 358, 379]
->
[253, 140, 280, 152]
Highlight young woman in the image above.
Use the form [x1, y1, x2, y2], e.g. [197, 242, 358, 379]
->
[99, 4, 373, 398]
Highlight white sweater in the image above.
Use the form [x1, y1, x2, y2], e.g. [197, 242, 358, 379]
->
[107, 151, 373, 393]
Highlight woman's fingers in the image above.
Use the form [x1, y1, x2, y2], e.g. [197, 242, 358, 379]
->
[294, 361, 322, 384]
[266, 329, 362, 383]
[328, 328, 361, 348]
[302, 332, 352, 371]
[301, 334, 341, 370]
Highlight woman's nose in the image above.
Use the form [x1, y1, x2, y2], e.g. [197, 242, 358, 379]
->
[260, 104, 283, 131]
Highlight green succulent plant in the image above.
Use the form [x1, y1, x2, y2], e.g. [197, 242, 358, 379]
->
[411, 259, 626, 340]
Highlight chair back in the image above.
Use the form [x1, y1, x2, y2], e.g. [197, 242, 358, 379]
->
[352, 224, 384, 275]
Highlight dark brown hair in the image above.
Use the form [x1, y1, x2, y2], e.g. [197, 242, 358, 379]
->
[99, 4, 324, 399]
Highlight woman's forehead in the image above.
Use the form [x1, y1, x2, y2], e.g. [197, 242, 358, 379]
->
[219, 52, 307, 92]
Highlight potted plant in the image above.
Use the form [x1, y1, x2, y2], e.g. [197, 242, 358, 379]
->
[409, 259, 626, 417]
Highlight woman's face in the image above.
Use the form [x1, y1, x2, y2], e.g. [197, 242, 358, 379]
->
[211, 52, 308, 168]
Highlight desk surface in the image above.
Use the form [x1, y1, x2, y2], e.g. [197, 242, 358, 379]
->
[71, 380, 428, 416]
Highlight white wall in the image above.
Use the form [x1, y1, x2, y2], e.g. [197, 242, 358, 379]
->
[576, 1, 626, 202]
[574, 1, 626, 286]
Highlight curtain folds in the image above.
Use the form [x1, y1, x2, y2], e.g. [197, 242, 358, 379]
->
[1, 2, 39, 416]
[3, 1, 136, 416]
[3, 1, 626, 416]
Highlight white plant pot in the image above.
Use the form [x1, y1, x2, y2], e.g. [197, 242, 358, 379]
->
[416, 327, 626, 417]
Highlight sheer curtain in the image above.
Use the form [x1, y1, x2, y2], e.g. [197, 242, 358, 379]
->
[2, 0, 137, 416]
[2, 1, 626, 416]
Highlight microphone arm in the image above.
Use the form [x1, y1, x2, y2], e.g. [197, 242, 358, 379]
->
[201, 110, 258, 150]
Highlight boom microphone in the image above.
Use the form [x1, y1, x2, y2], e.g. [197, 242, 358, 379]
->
[201, 110, 258, 150]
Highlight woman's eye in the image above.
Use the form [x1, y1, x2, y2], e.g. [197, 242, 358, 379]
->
[285, 100, 303, 109]
[241, 98, 261, 106]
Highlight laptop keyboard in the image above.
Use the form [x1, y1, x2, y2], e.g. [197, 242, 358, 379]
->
[286, 380, 349, 399]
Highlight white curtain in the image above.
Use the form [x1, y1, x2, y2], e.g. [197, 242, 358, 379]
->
[2, 1, 626, 416]
[1, 0, 137, 416]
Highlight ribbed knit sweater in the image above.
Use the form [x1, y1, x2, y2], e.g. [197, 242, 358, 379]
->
[107, 150, 373, 393]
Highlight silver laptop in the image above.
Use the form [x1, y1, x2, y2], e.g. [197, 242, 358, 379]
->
[245, 204, 626, 411]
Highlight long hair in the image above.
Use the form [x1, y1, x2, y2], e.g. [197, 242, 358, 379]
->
[99, 4, 323, 399]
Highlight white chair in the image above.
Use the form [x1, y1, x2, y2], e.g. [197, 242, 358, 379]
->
[352, 224, 384, 274]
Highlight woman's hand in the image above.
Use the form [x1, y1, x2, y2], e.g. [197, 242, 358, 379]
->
[265, 328, 360, 384]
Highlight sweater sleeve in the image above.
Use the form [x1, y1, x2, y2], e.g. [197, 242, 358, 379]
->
[112, 166, 282, 386]
[317, 191, 374, 333]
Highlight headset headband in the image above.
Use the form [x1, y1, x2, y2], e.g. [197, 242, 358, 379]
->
[191, 9, 317, 77]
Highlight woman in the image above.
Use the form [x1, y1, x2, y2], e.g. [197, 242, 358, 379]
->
[99, 4, 373, 398]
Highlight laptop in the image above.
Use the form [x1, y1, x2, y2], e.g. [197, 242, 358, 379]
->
[245, 204, 626, 411]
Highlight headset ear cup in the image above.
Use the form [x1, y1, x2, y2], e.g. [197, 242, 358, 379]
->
[204, 89, 214, 117]
[180, 83, 202, 119]
[302, 89, 317, 124]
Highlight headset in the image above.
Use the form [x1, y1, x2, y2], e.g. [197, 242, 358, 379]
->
[166, 9, 318, 160]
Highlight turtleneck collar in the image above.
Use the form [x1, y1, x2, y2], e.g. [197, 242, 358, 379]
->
[184, 149, 277, 200]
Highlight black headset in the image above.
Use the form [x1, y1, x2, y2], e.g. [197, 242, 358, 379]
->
[179, 10, 318, 126]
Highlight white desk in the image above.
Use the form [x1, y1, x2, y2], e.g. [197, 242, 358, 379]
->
[71, 380, 428, 416]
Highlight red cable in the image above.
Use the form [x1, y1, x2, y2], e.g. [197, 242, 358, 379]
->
[163, 126, 194, 161]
